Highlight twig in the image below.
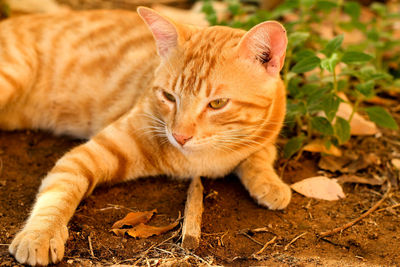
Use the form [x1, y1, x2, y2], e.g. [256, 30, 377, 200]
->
[0, 244, 10, 246]
[154, 247, 175, 256]
[202, 231, 227, 236]
[97, 204, 135, 212]
[131, 225, 181, 265]
[88, 235, 95, 258]
[168, 243, 212, 266]
[0, 158, 3, 178]
[319, 182, 391, 238]
[376, 203, 400, 213]
[254, 236, 277, 255]
[284, 232, 307, 251]
[239, 231, 264, 246]
[219, 231, 228, 246]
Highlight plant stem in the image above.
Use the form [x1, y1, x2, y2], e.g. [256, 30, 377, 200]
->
[333, 66, 338, 94]
[348, 97, 361, 123]
[283, 49, 292, 88]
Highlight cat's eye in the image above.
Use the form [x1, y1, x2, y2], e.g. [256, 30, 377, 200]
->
[162, 91, 176, 102]
[209, 98, 229, 109]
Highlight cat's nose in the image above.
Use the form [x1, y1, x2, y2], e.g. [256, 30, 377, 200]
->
[172, 133, 192, 146]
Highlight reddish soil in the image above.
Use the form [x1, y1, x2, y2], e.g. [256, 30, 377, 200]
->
[0, 127, 399, 266]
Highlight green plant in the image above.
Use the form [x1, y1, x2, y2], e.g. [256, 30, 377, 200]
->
[202, 0, 399, 159]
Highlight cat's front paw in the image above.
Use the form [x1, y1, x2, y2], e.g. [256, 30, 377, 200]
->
[9, 224, 68, 266]
[253, 182, 292, 210]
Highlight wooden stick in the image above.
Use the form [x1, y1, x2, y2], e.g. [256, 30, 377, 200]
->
[284, 232, 307, 251]
[88, 235, 95, 258]
[319, 182, 391, 238]
[181, 176, 204, 250]
[254, 236, 277, 255]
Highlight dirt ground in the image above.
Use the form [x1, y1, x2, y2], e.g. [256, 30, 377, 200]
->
[0, 1, 400, 266]
[0, 122, 399, 266]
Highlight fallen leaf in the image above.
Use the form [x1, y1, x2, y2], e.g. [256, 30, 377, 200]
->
[112, 209, 157, 229]
[111, 228, 129, 237]
[336, 93, 378, 136]
[303, 140, 342, 156]
[291, 176, 345, 201]
[336, 175, 384, 186]
[365, 96, 397, 106]
[392, 159, 400, 170]
[344, 153, 380, 173]
[318, 155, 351, 172]
[126, 220, 180, 239]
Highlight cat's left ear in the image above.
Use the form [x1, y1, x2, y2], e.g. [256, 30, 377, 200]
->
[238, 21, 287, 76]
[137, 7, 179, 58]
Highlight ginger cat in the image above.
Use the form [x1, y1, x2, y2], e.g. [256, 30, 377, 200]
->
[4, 7, 291, 265]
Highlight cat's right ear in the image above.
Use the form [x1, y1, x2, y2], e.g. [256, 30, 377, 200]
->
[238, 21, 287, 77]
[137, 7, 179, 58]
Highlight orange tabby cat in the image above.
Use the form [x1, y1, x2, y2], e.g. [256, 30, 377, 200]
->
[4, 7, 291, 265]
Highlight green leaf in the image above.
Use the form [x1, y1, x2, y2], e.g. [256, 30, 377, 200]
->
[287, 76, 302, 98]
[284, 136, 305, 159]
[227, 0, 242, 16]
[316, 1, 337, 12]
[288, 32, 310, 49]
[299, 0, 316, 8]
[321, 94, 340, 121]
[292, 56, 321, 73]
[311, 116, 334, 135]
[286, 101, 307, 117]
[201, 1, 218, 25]
[371, 2, 387, 17]
[355, 80, 375, 98]
[342, 51, 373, 64]
[320, 53, 340, 73]
[334, 117, 351, 144]
[365, 107, 398, 130]
[294, 49, 315, 62]
[344, 1, 361, 21]
[322, 35, 343, 57]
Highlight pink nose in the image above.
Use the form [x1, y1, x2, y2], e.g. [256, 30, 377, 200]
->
[172, 133, 192, 146]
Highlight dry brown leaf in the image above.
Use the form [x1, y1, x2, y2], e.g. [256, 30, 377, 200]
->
[318, 155, 351, 172]
[126, 220, 180, 239]
[303, 140, 342, 156]
[336, 175, 384, 186]
[336, 93, 378, 136]
[112, 209, 157, 229]
[365, 96, 397, 106]
[392, 159, 400, 170]
[111, 228, 129, 237]
[291, 176, 345, 201]
[344, 153, 379, 173]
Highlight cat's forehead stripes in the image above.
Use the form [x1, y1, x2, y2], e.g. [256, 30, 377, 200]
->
[176, 27, 244, 95]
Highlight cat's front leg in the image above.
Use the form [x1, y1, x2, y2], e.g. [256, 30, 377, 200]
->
[9, 116, 160, 265]
[236, 145, 291, 210]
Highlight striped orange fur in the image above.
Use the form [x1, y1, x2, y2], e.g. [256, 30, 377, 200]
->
[6, 7, 291, 265]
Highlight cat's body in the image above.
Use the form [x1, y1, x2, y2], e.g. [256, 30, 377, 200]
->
[0, 10, 157, 137]
[5, 8, 291, 265]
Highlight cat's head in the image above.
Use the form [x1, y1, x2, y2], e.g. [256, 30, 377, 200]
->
[138, 7, 287, 156]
